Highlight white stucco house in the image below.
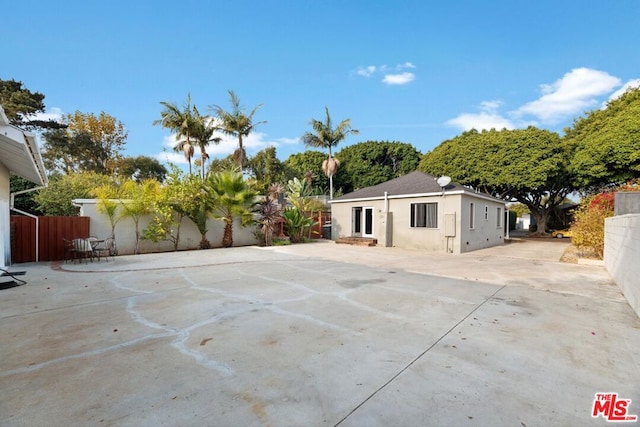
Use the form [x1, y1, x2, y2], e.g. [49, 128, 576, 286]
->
[0, 105, 48, 268]
[329, 171, 508, 254]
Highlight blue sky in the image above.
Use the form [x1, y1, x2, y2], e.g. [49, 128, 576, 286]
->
[3, 0, 640, 167]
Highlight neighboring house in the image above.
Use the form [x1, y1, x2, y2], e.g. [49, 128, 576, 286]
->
[0, 105, 48, 268]
[330, 171, 507, 254]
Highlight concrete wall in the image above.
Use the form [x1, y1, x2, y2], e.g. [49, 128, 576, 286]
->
[605, 214, 640, 318]
[0, 162, 9, 268]
[75, 199, 257, 255]
[615, 191, 640, 215]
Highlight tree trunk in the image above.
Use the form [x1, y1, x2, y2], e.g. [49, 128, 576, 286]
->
[222, 220, 233, 248]
[199, 235, 211, 249]
[529, 207, 551, 235]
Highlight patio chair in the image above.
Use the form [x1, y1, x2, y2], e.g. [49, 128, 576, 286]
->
[62, 238, 76, 263]
[72, 238, 95, 263]
[94, 237, 116, 262]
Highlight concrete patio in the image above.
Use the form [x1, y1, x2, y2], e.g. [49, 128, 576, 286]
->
[1, 239, 638, 426]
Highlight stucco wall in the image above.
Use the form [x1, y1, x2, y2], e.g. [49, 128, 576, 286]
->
[459, 194, 506, 253]
[0, 162, 9, 267]
[75, 199, 257, 255]
[604, 214, 640, 318]
[331, 193, 505, 254]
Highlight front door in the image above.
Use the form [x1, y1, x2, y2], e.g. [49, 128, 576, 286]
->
[363, 207, 374, 238]
[352, 207, 362, 236]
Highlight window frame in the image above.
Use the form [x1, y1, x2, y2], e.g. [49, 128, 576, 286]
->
[410, 202, 438, 229]
[469, 202, 475, 229]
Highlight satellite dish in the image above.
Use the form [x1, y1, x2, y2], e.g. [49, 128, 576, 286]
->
[436, 176, 452, 188]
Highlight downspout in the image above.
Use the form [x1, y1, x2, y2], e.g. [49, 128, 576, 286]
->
[10, 187, 45, 262]
[384, 191, 389, 213]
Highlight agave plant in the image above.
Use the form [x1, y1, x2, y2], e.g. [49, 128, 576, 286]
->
[282, 207, 316, 243]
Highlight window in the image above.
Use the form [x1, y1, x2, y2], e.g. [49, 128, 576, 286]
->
[484, 205, 489, 220]
[497, 207, 502, 227]
[411, 203, 438, 228]
[469, 202, 475, 229]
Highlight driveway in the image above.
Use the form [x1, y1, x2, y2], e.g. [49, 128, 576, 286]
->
[1, 240, 638, 426]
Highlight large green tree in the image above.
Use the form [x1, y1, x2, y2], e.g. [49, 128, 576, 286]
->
[419, 127, 574, 234]
[334, 140, 421, 193]
[302, 107, 358, 199]
[246, 146, 285, 194]
[567, 87, 640, 190]
[283, 150, 329, 194]
[116, 155, 167, 182]
[42, 111, 127, 174]
[33, 172, 113, 216]
[0, 78, 63, 130]
[210, 90, 266, 172]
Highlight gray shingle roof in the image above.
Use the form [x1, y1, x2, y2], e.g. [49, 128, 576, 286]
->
[333, 171, 467, 201]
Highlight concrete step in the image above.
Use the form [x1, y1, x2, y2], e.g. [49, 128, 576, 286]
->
[335, 237, 378, 247]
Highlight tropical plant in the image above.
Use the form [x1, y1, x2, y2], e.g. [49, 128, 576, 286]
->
[142, 168, 201, 251]
[94, 184, 122, 241]
[154, 94, 198, 175]
[302, 107, 358, 199]
[282, 207, 316, 243]
[191, 105, 221, 178]
[204, 170, 258, 247]
[118, 179, 160, 254]
[256, 196, 282, 246]
[210, 90, 266, 172]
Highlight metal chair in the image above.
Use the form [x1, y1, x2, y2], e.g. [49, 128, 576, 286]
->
[62, 238, 76, 263]
[73, 238, 94, 263]
[94, 237, 116, 262]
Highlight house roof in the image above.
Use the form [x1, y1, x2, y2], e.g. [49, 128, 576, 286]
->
[331, 171, 504, 204]
[0, 105, 48, 186]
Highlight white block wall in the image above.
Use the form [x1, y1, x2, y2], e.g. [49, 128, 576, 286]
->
[604, 214, 640, 318]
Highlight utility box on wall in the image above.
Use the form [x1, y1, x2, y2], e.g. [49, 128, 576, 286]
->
[444, 213, 456, 237]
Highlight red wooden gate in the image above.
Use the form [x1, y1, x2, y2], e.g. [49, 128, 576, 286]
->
[10, 216, 90, 263]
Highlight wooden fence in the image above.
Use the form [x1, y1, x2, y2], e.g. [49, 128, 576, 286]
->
[10, 216, 90, 263]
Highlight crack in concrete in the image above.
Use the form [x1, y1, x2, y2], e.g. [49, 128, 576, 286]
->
[333, 285, 507, 427]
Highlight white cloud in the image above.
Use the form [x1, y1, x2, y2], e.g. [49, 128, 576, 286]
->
[447, 99, 516, 131]
[27, 106, 64, 122]
[357, 65, 376, 77]
[398, 62, 415, 70]
[447, 68, 637, 132]
[516, 68, 621, 123]
[447, 112, 515, 131]
[382, 72, 415, 85]
[155, 130, 297, 165]
[354, 62, 417, 85]
[606, 79, 640, 103]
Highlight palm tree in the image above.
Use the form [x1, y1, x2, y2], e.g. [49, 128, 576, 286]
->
[302, 106, 359, 199]
[154, 94, 198, 174]
[204, 170, 257, 248]
[210, 90, 266, 172]
[192, 106, 221, 179]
